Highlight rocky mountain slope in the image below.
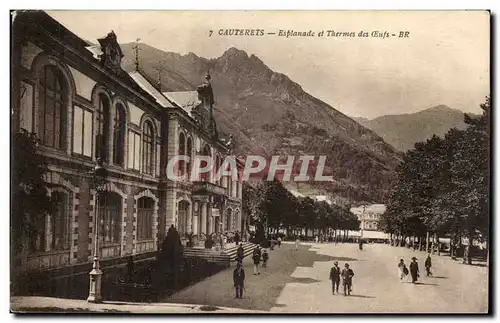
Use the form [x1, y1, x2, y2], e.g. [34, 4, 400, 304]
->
[120, 43, 403, 203]
[356, 105, 469, 152]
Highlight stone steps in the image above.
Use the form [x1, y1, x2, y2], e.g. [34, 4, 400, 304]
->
[182, 242, 257, 266]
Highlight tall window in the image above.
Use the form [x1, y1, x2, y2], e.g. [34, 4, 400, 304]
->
[137, 197, 154, 240]
[216, 156, 221, 186]
[178, 133, 186, 176]
[142, 121, 154, 175]
[96, 94, 110, 161]
[72, 106, 93, 157]
[178, 201, 189, 236]
[113, 104, 126, 166]
[186, 137, 192, 177]
[38, 65, 67, 149]
[28, 190, 69, 252]
[99, 192, 122, 244]
[201, 145, 211, 182]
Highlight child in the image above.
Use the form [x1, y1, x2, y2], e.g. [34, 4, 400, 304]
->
[262, 249, 269, 268]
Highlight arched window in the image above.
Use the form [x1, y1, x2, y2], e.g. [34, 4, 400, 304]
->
[142, 121, 154, 175]
[28, 190, 70, 252]
[113, 104, 126, 166]
[179, 132, 186, 176]
[96, 93, 110, 161]
[137, 197, 154, 240]
[37, 65, 67, 149]
[186, 137, 193, 178]
[99, 192, 122, 244]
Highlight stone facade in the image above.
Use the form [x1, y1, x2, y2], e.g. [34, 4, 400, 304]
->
[11, 11, 244, 277]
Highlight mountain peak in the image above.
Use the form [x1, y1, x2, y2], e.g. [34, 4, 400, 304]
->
[221, 47, 249, 59]
[423, 104, 454, 113]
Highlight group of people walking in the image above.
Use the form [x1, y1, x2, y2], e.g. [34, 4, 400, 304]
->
[397, 254, 433, 283]
[233, 244, 271, 299]
[329, 261, 355, 296]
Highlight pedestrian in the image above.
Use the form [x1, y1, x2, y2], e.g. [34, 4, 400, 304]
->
[277, 236, 282, 248]
[397, 259, 408, 282]
[236, 243, 244, 264]
[233, 261, 245, 299]
[262, 249, 269, 268]
[341, 263, 354, 296]
[329, 261, 341, 294]
[252, 246, 261, 275]
[315, 235, 319, 244]
[424, 254, 432, 277]
[235, 231, 240, 246]
[295, 236, 300, 250]
[359, 239, 364, 251]
[409, 257, 419, 283]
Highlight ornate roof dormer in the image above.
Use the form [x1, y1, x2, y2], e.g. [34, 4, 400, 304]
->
[196, 70, 215, 105]
[97, 31, 124, 74]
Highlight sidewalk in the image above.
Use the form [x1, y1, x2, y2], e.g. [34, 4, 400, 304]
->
[10, 296, 267, 314]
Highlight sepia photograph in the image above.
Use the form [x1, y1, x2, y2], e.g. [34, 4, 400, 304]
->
[9, 9, 490, 314]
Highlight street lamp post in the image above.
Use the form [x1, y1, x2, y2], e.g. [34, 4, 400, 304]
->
[87, 158, 108, 303]
[360, 205, 366, 240]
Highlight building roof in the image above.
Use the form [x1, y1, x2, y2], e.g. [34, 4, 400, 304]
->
[348, 230, 389, 239]
[162, 91, 200, 116]
[85, 44, 103, 60]
[350, 204, 387, 215]
[128, 71, 175, 108]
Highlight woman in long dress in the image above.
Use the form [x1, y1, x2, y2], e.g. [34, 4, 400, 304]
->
[409, 257, 419, 283]
[397, 259, 407, 282]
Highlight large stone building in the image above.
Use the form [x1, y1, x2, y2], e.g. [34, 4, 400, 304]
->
[11, 11, 244, 276]
[350, 204, 386, 231]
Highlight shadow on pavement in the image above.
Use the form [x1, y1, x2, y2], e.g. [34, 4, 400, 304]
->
[291, 277, 321, 284]
[465, 263, 488, 268]
[163, 243, 339, 311]
[346, 295, 376, 299]
[414, 282, 438, 286]
[329, 257, 358, 262]
[431, 276, 448, 279]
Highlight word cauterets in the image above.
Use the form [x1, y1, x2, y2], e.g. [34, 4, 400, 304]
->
[218, 29, 265, 36]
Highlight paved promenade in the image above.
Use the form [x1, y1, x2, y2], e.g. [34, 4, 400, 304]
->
[12, 242, 488, 314]
[165, 242, 489, 313]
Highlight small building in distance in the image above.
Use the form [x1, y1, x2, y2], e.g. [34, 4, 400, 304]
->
[350, 204, 388, 241]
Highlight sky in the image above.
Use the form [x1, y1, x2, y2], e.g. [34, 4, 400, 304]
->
[46, 10, 490, 119]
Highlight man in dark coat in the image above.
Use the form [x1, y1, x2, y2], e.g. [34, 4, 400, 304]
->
[235, 231, 240, 246]
[341, 263, 354, 296]
[233, 262, 245, 298]
[425, 255, 432, 277]
[329, 261, 341, 294]
[410, 257, 419, 283]
[236, 243, 245, 264]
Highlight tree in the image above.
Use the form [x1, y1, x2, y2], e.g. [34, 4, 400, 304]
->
[381, 97, 490, 263]
[11, 130, 54, 254]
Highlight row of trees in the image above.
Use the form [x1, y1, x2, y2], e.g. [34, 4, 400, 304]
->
[243, 179, 360, 243]
[379, 97, 490, 264]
